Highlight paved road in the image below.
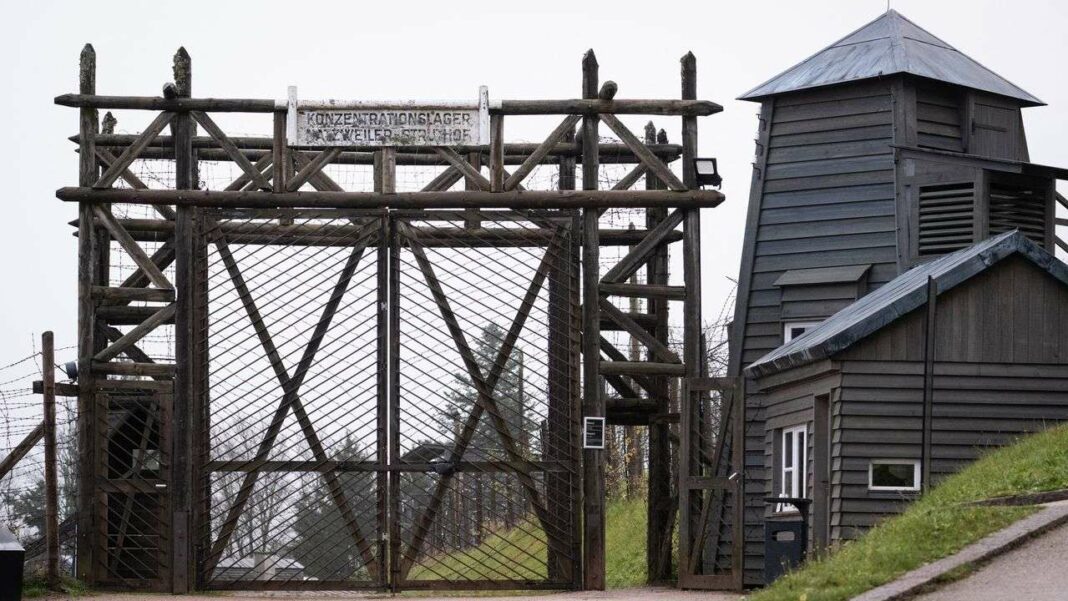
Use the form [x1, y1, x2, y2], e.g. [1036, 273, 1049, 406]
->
[42, 587, 742, 601]
[914, 521, 1068, 601]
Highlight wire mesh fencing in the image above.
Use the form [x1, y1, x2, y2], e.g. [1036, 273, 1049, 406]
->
[0, 345, 79, 578]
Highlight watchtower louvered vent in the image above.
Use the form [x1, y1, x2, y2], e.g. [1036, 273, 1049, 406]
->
[918, 182, 975, 255]
[989, 181, 1047, 243]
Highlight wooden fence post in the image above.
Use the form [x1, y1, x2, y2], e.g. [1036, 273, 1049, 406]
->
[172, 46, 194, 594]
[645, 121, 674, 583]
[75, 42, 99, 585]
[580, 48, 605, 592]
[42, 331, 59, 585]
[679, 49, 705, 583]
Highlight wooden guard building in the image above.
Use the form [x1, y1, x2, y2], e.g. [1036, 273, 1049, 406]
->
[722, 10, 1068, 587]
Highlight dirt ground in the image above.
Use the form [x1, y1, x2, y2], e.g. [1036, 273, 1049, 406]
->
[37, 587, 743, 601]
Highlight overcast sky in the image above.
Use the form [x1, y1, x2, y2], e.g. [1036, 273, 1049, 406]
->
[0, 0, 1066, 364]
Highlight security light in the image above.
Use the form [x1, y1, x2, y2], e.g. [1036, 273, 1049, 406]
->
[693, 158, 722, 188]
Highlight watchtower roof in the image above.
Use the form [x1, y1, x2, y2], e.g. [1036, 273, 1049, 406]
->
[739, 10, 1043, 106]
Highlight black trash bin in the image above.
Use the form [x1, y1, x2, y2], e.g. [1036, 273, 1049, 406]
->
[0, 524, 25, 601]
[763, 496, 811, 584]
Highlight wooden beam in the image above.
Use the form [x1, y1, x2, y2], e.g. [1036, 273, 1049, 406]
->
[286, 147, 342, 192]
[92, 286, 175, 303]
[600, 113, 686, 190]
[421, 166, 463, 192]
[92, 205, 172, 289]
[116, 239, 175, 290]
[57, 186, 726, 210]
[611, 163, 648, 191]
[92, 361, 176, 377]
[600, 361, 686, 376]
[191, 110, 272, 191]
[505, 115, 582, 191]
[601, 209, 684, 283]
[0, 422, 44, 481]
[598, 300, 680, 363]
[92, 111, 174, 188]
[599, 282, 685, 300]
[433, 147, 491, 192]
[57, 94, 722, 116]
[93, 303, 176, 362]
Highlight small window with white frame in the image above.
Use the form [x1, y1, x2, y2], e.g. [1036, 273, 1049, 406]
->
[783, 320, 822, 344]
[869, 459, 921, 492]
[778, 424, 807, 512]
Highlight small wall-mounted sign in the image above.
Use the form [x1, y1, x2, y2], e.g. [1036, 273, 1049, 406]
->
[583, 416, 605, 449]
[286, 86, 491, 148]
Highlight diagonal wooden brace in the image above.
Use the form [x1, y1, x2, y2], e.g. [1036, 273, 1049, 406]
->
[598, 299, 680, 363]
[93, 111, 175, 189]
[434, 147, 492, 191]
[192, 110, 272, 191]
[287, 148, 342, 192]
[93, 205, 173, 289]
[601, 208, 684, 284]
[599, 113, 686, 190]
[505, 115, 582, 191]
[94, 303, 176, 363]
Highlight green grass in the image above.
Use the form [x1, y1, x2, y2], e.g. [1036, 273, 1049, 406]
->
[748, 423, 1068, 601]
[409, 495, 652, 590]
[604, 495, 650, 588]
[22, 574, 90, 598]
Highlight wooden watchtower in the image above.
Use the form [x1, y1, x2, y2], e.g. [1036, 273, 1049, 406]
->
[723, 10, 1068, 586]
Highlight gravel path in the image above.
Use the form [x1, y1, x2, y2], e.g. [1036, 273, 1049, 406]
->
[913, 521, 1068, 601]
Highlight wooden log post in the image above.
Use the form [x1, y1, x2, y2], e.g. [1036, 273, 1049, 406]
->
[42, 331, 59, 586]
[678, 50, 705, 581]
[547, 122, 577, 585]
[75, 43, 100, 585]
[171, 46, 194, 593]
[645, 120, 675, 584]
[580, 49, 605, 592]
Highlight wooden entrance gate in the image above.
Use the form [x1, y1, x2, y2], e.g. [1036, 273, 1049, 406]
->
[193, 210, 581, 591]
[56, 44, 725, 592]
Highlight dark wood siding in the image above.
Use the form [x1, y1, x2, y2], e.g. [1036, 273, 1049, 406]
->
[746, 79, 899, 365]
[828, 256, 1068, 539]
[916, 83, 964, 152]
[969, 93, 1029, 161]
[733, 80, 901, 584]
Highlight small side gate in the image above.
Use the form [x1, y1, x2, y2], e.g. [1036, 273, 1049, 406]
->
[196, 210, 581, 591]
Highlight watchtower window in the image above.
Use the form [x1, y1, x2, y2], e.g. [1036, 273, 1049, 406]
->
[988, 176, 1049, 244]
[917, 182, 975, 255]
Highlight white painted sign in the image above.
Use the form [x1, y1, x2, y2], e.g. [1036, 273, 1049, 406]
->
[286, 86, 491, 147]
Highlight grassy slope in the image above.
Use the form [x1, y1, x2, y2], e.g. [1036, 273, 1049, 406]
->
[749, 423, 1068, 601]
[409, 496, 651, 589]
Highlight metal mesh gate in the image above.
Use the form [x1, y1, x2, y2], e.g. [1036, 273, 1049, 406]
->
[199, 210, 386, 589]
[195, 209, 580, 591]
[390, 210, 581, 590]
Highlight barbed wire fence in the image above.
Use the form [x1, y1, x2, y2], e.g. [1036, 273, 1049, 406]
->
[0, 342, 79, 577]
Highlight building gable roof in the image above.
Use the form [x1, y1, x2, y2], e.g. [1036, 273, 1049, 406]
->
[739, 10, 1043, 106]
[745, 232, 1068, 379]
